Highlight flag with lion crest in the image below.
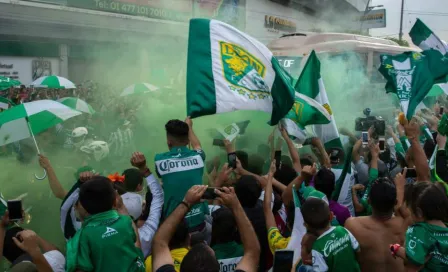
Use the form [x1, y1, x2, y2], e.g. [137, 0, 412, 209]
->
[186, 19, 295, 125]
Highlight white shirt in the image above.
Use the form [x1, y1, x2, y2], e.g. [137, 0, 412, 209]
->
[43, 250, 66, 272]
[139, 174, 164, 258]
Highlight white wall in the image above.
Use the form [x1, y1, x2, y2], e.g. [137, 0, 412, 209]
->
[0, 56, 60, 86]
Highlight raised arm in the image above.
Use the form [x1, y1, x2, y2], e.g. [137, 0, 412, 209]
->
[311, 138, 331, 169]
[393, 169, 411, 219]
[185, 117, 202, 150]
[282, 164, 316, 206]
[39, 155, 67, 200]
[263, 161, 277, 230]
[215, 187, 260, 272]
[405, 119, 431, 181]
[280, 126, 302, 172]
[152, 185, 207, 271]
[352, 139, 362, 164]
[13, 230, 53, 272]
[131, 152, 164, 257]
[436, 134, 448, 183]
[351, 184, 365, 214]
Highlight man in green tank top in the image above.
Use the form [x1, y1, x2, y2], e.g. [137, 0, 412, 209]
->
[154, 118, 208, 229]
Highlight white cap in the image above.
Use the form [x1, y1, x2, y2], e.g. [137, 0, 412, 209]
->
[121, 192, 143, 220]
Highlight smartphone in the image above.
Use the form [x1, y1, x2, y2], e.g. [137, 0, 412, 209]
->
[440, 106, 444, 116]
[362, 132, 369, 145]
[202, 187, 219, 200]
[212, 139, 225, 147]
[404, 168, 417, 178]
[274, 150, 281, 170]
[228, 152, 237, 169]
[273, 250, 294, 272]
[379, 138, 385, 152]
[7, 200, 23, 221]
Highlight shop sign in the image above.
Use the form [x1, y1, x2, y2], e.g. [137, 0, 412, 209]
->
[264, 15, 297, 32]
[0, 57, 59, 85]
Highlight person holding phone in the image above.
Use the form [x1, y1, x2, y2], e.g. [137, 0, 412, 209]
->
[0, 212, 65, 272]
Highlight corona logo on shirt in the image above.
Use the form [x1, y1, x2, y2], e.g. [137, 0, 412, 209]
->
[323, 234, 350, 257]
[156, 155, 204, 175]
[220, 41, 270, 101]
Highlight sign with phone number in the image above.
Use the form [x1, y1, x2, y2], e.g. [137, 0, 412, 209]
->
[67, 0, 192, 22]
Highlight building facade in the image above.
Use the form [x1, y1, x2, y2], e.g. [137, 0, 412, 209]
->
[0, 0, 367, 87]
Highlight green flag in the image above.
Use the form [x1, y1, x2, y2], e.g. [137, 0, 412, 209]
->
[409, 18, 448, 83]
[186, 19, 295, 125]
[379, 52, 434, 120]
[294, 50, 342, 150]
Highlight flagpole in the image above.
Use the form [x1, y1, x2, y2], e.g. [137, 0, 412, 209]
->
[25, 117, 47, 180]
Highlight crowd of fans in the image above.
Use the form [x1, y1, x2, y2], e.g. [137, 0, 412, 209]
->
[1, 82, 448, 272]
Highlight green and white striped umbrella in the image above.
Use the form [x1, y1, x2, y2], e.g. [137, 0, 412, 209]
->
[58, 97, 95, 114]
[120, 83, 159, 97]
[31, 75, 76, 89]
[0, 76, 21, 91]
[0, 100, 82, 146]
[0, 97, 15, 110]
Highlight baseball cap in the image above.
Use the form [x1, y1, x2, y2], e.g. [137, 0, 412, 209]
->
[121, 192, 143, 220]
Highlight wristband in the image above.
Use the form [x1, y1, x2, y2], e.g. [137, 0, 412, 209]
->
[180, 201, 191, 210]
[141, 167, 151, 177]
[390, 244, 401, 258]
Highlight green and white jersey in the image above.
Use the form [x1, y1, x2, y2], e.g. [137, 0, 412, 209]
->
[155, 146, 208, 228]
[213, 241, 244, 272]
[311, 226, 361, 272]
[406, 222, 448, 271]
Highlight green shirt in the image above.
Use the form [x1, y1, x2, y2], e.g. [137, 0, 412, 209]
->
[300, 185, 339, 226]
[68, 210, 145, 272]
[405, 222, 448, 271]
[155, 146, 208, 228]
[311, 226, 361, 272]
[213, 241, 244, 272]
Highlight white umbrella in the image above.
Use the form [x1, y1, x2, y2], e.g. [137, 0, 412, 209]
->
[31, 75, 76, 89]
[120, 83, 159, 97]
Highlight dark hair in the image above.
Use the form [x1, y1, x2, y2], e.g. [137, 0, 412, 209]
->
[211, 207, 238, 246]
[139, 190, 153, 221]
[301, 198, 330, 231]
[235, 151, 249, 170]
[417, 183, 448, 221]
[235, 175, 262, 208]
[165, 120, 189, 143]
[79, 176, 116, 215]
[274, 164, 298, 186]
[247, 154, 265, 176]
[369, 178, 396, 214]
[122, 168, 144, 192]
[169, 219, 189, 249]
[300, 158, 314, 167]
[180, 243, 220, 272]
[406, 182, 448, 221]
[3, 227, 25, 263]
[281, 155, 293, 168]
[314, 168, 336, 199]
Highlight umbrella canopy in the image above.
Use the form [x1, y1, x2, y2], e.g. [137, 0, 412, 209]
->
[0, 100, 81, 146]
[0, 97, 15, 110]
[120, 83, 159, 97]
[0, 76, 21, 91]
[58, 97, 95, 114]
[31, 76, 76, 89]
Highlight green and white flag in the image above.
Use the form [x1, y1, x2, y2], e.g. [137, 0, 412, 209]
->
[295, 51, 356, 215]
[294, 50, 341, 150]
[282, 92, 331, 143]
[409, 18, 448, 83]
[186, 19, 295, 125]
[379, 51, 434, 120]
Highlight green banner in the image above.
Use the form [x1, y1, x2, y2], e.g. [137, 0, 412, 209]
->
[67, 0, 193, 22]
